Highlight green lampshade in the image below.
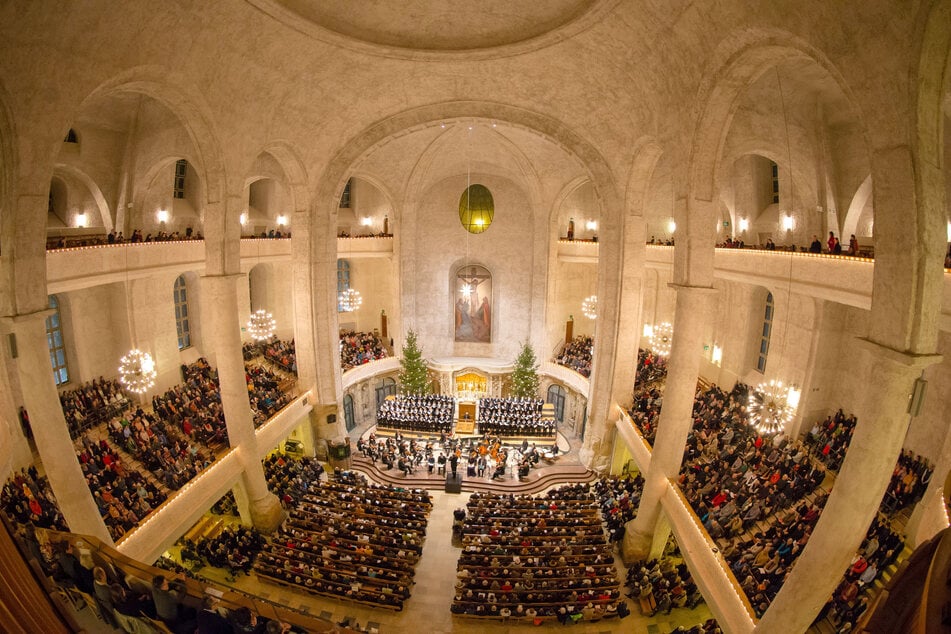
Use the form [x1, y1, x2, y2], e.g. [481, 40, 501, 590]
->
[459, 184, 494, 234]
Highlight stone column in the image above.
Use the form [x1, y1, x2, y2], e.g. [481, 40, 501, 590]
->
[201, 274, 283, 533]
[623, 284, 716, 561]
[754, 341, 940, 634]
[6, 311, 112, 543]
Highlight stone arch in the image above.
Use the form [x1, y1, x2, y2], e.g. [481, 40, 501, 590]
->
[686, 30, 870, 288]
[254, 141, 310, 215]
[78, 66, 228, 270]
[131, 154, 205, 233]
[52, 163, 113, 232]
[841, 173, 872, 239]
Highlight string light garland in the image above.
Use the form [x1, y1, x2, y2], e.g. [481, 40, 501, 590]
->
[118, 349, 157, 394]
[582, 295, 598, 319]
[649, 322, 674, 357]
[338, 288, 363, 313]
[247, 309, 277, 340]
[747, 379, 800, 434]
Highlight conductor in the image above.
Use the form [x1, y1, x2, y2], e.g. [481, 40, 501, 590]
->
[449, 453, 459, 478]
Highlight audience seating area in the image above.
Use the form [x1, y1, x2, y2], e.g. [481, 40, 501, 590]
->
[636, 349, 668, 387]
[554, 335, 593, 377]
[254, 470, 431, 611]
[340, 330, 388, 372]
[2, 468, 67, 531]
[626, 555, 706, 617]
[477, 397, 554, 437]
[264, 451, 325, 508]
[76, 435, 169, 540]
[804, 410, 857, 473]
[377, 394, 454, 434]
[263, 338, 298, 375]
[451, 482, 626, 623]
[58, 378, 129, 439]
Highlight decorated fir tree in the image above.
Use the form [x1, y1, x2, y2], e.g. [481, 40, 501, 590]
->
[398, 330, 431, 395]
[511, 342, 540, 398]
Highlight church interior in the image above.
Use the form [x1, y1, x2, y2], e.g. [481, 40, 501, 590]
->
[1, 1, 951, 633]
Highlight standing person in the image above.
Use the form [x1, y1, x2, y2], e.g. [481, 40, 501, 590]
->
[849, 234, 859, 255]
[827, 231, 839, 254]
[449, 453, 459, 478]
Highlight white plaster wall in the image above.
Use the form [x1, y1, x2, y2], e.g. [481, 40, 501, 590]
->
[548, 259, 597, 355]
[58, 283, 128, 384]
[345, 257, 396, 336]
[407, 174, 537, 361]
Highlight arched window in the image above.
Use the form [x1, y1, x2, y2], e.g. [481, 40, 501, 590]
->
[339, 178, 352, 208]
[375, 377, 397, 412]
[174, 275, 191, 350]
[64, 129, 79, 144]
[46, 295, 68, 385]
[757, 292, 774, 373]
[343, 394, 356, 432]
[173, 159, 188, 199]
[547, 384, 567, 422]
[337, 259, 351, 312]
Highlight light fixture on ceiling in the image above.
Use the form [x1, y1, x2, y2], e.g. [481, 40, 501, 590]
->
[118, 348, 157, 394]
[581, 295, 598, 320]
[247, 309, 277, 340]
[649, 321, 674, 356]
[747, 380, 800, 434]
[338, 288, 363, 312]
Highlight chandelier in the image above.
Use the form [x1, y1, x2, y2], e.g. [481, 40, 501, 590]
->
[118, 349, 157, 394]
[582, 295, 598, 319]
[338, 288, 363, 312]
[247, 309, 277, 340]
[747, 380, 801, 434]
[649, 322, 674, 356]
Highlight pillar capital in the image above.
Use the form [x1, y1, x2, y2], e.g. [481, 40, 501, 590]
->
[854, 337, 942, 370]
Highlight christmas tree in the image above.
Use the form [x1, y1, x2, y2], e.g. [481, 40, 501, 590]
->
[398, 330, 431, 395]
[511, 342, 540, 398]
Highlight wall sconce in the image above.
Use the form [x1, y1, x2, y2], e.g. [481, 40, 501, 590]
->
[782, 215, 794, 231]
[643, 324, 654, 337]
[276, 214, 288, 226]
[787, 385, 801, 410]
[712, 344, 722, 366]
[585, 220, 598, 231]
[75, 212, 87, 228]
[667, 219, 677, 234]
[738, 218, 749, 232]
[239, 212, 248, 226]
[360, 216, 373, 227]
[156, 209, 169, 224]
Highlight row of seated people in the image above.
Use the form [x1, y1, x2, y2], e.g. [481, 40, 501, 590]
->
[452, 483, 626, 621]
[626, 556, 706, 617]
[188, 524, 265, 576]
[1, 467, 68, 531]
[76, 435, 169, 540]
[594, 474, 644, 543]
[105, 406, 213, 490]
[677, 383, 829, 614]
[805, 409, 858, 473]
[724, 496, 828, 617]
[59, 377, 130, 440]
[264, 451, 325, 508]
[636, 348, 669, 387]
[671, 620, 722, 634]
[629, 384, 663, 445]
[253, 470, 431, 610]
[477, 397, 555, 437]
[247, 363, 293, 426]
[152, 359, 228, 448]
[820, 512, 904, 633]
[262, 338, 298, 375]
[377, 393, 454, 433]
[881, 449, 933, 515]
[554, 335, 593, 377]
[340, 330, 388, 371]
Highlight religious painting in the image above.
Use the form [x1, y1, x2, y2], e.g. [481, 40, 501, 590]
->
[454, 265, 492, 343]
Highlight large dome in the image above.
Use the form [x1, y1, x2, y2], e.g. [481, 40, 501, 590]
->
[247, 0, 617, 57]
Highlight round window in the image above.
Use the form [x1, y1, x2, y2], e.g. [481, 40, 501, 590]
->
[459, 184, 494, 234]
